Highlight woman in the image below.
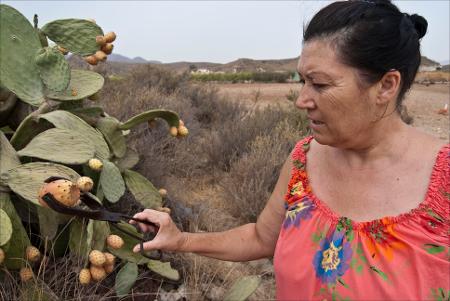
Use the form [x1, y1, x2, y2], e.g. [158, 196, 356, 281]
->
[131, 0, 449, 299]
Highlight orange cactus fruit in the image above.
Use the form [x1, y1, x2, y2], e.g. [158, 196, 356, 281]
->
[177, 126, 189, 137]
[104, 263, 115, 274]
[20, 267, 33, 282]
[57, 45, 69, 55]
[26, 246, 41, 262]
[84, 55, 98, 66]
[38, 179, 80, 207]
[88, 158, 103, 171]
[178, 119, 185, 127]
[106, 235, 124, 250]
[76, 176, 94, 192]
[94, 50, 107, 62]
[95, 35, 106, 46]
[103, 252, 115, 265]
[101, 43, 114, 55]
[89, 265, 106, 281]
[158, 188, 167, 198]
[79, 268, 91, 285]
[0, 248, 5, 265]
[104, 31, 116, 43]
[169, 126, 178, 137]
[89, 250, 106, 266]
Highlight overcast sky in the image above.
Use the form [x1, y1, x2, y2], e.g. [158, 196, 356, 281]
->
[3, 1, 449, 64]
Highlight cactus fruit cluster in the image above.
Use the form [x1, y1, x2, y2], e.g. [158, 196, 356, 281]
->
[0, 4, 190, 298]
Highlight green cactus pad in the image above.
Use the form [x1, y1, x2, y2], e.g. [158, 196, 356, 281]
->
[123, 170, 162, 209]
[115, 148, 139, 171]
[115, 262, 139, 298]
[37, 206, 70, 239]
[46, 69, 104, 102]
[35, 46, 71, 92]
[0, 89, 18, 127]
[147, 260, 180, 281]
[118, 109, 180, 130]
[41, 19, 103, 56]
[39, 110, 110, 160]
[35, 28, 48, 47]
[91, 220, 110, 251]
[99, 161, 125, 203]
[223, 276, 262, 301]
[0, 132, 21, 187]
[0, 4, 45, 106]
[17, 128, 96, 164]
[68, 106, 104, 126]
[0, 208, 13, 246]
[69, 218, 93, 260]
[0, 192, 31, 269]
[96, 116, 126, 158]
[4, 162, 80, 205]
[10, 114, 53, 151]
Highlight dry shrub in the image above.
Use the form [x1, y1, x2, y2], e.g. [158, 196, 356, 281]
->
[415, 71, 450, 83]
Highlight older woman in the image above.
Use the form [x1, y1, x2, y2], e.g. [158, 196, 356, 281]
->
[131, 0, 449, 299]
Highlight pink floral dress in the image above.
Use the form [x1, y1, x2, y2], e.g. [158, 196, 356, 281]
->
[274, 136, 449, 301]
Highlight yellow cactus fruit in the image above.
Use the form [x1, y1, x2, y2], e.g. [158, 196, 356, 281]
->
[94, 50, 107, 62]
[84, 55, 98, 66]
[103, 252, 115, 265]
[89, 265, 106, 281]
[26, 246, 40, 262]
[57, 45, 68, 55]
[76, 176, 94, 192]
[89, 250, 106, 266]
[0, 248, 5, 265]
[169, 126, 178, 137]
[95, 35, 106, 46]
[20, 267, 33, 282]
[106, 235, 124, 250]
[177, 126, 189, 137]
[104, 31, 117, 43]
[156, 206, 171, 214]
[86, 18, 96, 23]
[158, 188, 167, 198]
[101, 43, 114, 55]
[104, 263, 114, 274]
[38, 179, 80, 208]
[71, 89, 78, 96]
[179, 119, 185, 127]
[88, 158, 103, 171]
[79, 268, 91, 285]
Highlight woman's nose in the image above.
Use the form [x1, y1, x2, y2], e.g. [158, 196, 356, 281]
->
[295, 85, 316, 110]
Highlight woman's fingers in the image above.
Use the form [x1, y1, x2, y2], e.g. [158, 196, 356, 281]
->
[129, 209, 162, 232]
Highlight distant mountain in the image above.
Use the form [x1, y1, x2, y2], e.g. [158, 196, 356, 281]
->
[440, 60, 449, 66]
[421, 55, 440, 66]
[442, 65, 450, 72]
[107, 53, 161, 64]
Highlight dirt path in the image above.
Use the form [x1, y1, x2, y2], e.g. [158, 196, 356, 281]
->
[215, 82, 449, 141]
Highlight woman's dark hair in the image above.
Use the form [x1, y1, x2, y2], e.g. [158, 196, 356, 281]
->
[303, 0, 428, 109]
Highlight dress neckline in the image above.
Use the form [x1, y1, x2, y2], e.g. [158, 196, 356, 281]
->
[298, 136, 449, 231]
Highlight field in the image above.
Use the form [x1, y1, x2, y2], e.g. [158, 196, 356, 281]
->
[215, 82, 450, 140]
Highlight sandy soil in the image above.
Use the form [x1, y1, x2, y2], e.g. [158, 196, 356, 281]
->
[215, 82, 449, 141]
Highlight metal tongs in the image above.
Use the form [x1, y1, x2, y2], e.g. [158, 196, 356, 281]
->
[41, 176, 162, 260]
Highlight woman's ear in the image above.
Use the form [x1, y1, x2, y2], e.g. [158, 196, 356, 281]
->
[376, 69, 401, 105]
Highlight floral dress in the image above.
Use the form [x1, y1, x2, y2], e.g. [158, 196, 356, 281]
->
[273, 136, 450, 301]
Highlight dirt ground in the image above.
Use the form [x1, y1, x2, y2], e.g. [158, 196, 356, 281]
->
[214, 82, 449, 141]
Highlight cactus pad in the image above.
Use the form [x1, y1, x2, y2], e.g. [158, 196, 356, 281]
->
[0, 4, 45, 106]
[41, 19, 103, 56]
[115, 148, 139, 171]
[0, 208, 13, 246]
[91, 220, 110, 251]
[118, 109, 180, 130]
[96, 116, 126, 158]
[68, 106, 104, 126]
[4, 162, 80, 205]
[123, 170, 162, 209]
[115, 262, 139, 298]
[69, 218, 93, 260]
[46, 69, 104, 101]
[223, 276, 261, 301]
[17, 128, 96, 164]
[35, 46, 71, 92]
[37, 206, 69, 239]
[147, 260, 180, 281]
[0, 132, 21, 187]
[10, 115, 53, 151]
[99, 160, 125, 203]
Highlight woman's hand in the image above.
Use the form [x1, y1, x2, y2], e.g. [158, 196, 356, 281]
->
[129, 209, 187, 253]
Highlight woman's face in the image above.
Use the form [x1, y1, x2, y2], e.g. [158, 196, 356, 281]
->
[296, 39, 380, 148]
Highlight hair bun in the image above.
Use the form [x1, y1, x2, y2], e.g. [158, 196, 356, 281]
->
[409, 14, 427, 39]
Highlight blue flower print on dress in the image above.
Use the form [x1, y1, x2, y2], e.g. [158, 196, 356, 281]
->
[283, 197, 314, 229]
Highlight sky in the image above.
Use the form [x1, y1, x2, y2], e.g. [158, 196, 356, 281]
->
[2, 1, 449, 64]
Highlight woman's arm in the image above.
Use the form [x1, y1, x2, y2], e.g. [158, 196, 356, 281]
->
[131, 151, 292, 262]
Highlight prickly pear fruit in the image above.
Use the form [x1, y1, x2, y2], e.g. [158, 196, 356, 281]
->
[95, 35, 106, 46]
[86, 18, 96, 23]
[103, 252, 115, 265]
[88, 158, 103, 171]
[101, 43, 114, 55]
[169, 126, 178, 137]
[179, 119, 185, 127]
[104, 32, 116, 43]
[38, 179, 81, 207]
[89, 250, 106, 266]
[94, 51, 107, 62]
[156, 206, 171, 214]
[89, 265, 106, 281]
[57, 45, 69, 55]
[178, 126, 189, 137]
[26, 246, 41, 262]
[88, 92, 100, 101]
[76, 176, 94, 192]
[71, 89, 78, 96]
[158, 188, 167, 198]
[104, 263, 114, 274]
[106, 235, 124, 250]
[79, 268, 91, 285]
[0, 248, 4, 265]
[84, 55, 98, 66]
[20, 267, 33, 282]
